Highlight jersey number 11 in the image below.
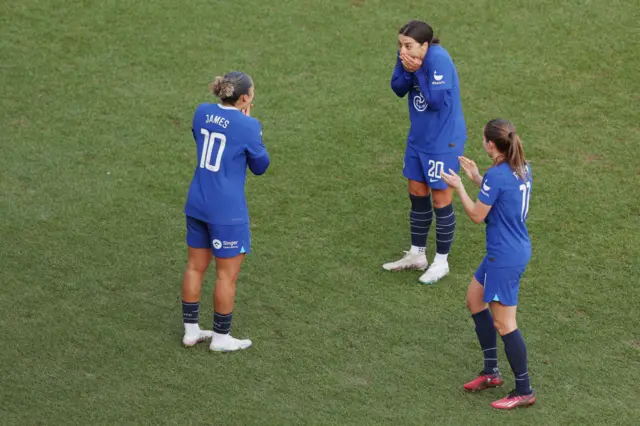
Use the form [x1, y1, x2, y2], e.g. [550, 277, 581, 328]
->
[519, 181, 531, 222]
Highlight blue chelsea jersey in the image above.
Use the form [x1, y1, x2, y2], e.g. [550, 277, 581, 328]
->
[184, 103, 270, 225]
[392, 45, 467, 154]
[478, 162, 533, 267]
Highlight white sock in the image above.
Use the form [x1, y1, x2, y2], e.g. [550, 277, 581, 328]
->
[434, 252, 449, 264]
[410, 245, 426, 255]
[184, 323, 200, 335]
[213, 331, 230, 340]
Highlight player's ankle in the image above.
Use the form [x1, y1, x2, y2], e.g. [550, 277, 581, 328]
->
[410, 245, 426, 255]
[434, 252, 449, 264]
[184, 323, 201, 335]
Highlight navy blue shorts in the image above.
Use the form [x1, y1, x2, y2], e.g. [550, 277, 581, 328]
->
[474, 256, 527, 306]
[403, 145, 460, 190]
[186, 216, 251, 258]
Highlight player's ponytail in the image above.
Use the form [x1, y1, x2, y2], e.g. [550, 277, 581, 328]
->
[210, 71, 253, 105]
[484, 119, 528, 181]
[507, 131, 527, 181]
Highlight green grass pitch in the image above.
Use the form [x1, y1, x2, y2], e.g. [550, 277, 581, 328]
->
[1, 0, 639, 424]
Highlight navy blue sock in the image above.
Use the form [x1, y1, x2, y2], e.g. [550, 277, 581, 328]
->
[409, 194, 433, 250]
[472, 309, 498, 374]
[434, 203, 455, 255]
[502, 329, 532, 394]
[213, 312, 232, 335]
[182, 301, 199, 324]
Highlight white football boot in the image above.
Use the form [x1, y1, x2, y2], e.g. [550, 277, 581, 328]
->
[182, 327, 214, 347]
[210, 332, 253, 352]
[418, 260, 449, 284]
[382, 250, 428, 271]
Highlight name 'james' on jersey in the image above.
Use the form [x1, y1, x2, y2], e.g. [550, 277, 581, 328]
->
[184, 103, 270, 226]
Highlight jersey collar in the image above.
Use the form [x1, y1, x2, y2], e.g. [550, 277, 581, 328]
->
[217, 104, 239, 110]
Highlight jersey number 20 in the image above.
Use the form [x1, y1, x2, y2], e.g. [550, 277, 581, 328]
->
[199, 129, 226, 172]
[427, 160, 444, 179]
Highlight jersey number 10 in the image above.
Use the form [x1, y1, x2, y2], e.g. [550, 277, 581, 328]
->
[199, 129, 226, 172]
[519, 181, 531, 222]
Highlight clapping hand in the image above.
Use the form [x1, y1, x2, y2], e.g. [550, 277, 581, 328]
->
[459, 156, 480, 179]
[458, 156, 483, 187]
[440, 168, 463, 190]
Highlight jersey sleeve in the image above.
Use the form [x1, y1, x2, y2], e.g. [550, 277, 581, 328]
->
[391, 52, 414, 98]
[191, 103, 206, 142]
[426, 54, 454, 91]
[245, 120, 270, 175]
[478, 169, 502, 206]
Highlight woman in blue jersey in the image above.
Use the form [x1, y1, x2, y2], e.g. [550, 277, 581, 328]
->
[181, 71, 270, 352]
[383, 20, 467, 285]
[440, 119, 535, 410]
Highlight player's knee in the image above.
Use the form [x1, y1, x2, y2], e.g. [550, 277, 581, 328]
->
[433, 199, 450, 209]
[215, 275, 238, 291]
[466, 297, 475, 312]
[465, 293, 473, 310]
[186, 261, 207, 276]
[408, 180, 430, 197]
[432, 190, 453, 208]
[215, 267, 240, 284]
[410, 188, 430, 197]
[466, 296, 485, 314]
[493, 317, 517, 336]
[186, 248, 211, 273]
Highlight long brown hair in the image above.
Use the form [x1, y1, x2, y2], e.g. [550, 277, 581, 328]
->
[484, 118, 528, 180]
